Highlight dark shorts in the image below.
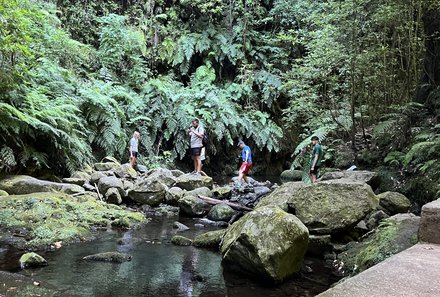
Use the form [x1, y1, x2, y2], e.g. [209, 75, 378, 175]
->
[310, 166, 320, 175]
[239, 162, 252, 175]
[130, 152, 139, 158]
[191, 147, 202, 157]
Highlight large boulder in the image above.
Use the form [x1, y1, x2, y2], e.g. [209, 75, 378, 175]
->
[175, 174, 213, 190]
[319, 170, 381, 190]
[378, 191, 411, 214]
[207, 203, 236, 222]
[419, 198, 440, 244]
[256, 182, 307, 211]
[0, 175, 84, 195]
[280, 170, 303, 182]
[221, 206, 309, 282]
[338, 213, 420, 275]
[62, 171, 91, 186]
[98, 176, 125, 197]
[146, 168, 176, 187]
[178, 195, 210, 217]
[257, 180, 379, 233]
[128, 179, 167, 206]
[114, 163, 137, 179]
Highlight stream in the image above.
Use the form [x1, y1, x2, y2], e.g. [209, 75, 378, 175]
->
[0, 215, 340, 297]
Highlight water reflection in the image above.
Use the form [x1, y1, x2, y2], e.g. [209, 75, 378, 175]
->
[2, 216, 337, 297]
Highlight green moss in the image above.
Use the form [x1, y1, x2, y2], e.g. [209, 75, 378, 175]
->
[0, 192, 147, 250]
[339, 216, 419, 275]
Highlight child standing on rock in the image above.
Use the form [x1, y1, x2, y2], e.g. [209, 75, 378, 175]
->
[129, 131, 140, 170]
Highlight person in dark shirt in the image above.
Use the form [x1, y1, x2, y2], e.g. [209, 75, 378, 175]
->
[309, 136, 323, 183]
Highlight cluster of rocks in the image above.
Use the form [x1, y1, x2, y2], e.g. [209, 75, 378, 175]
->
[0, 159, 419, 285]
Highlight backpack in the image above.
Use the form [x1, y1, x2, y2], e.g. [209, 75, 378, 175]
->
[197, 127, 208, 147]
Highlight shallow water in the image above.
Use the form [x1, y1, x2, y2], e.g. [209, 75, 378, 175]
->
[1, 216, 339, 297]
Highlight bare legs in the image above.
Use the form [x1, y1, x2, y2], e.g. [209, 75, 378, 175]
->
[192, 155, 202, 173]
[130, 156, 137, 170]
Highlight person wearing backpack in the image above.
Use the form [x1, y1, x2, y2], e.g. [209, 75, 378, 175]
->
[188, 118, 205, 175]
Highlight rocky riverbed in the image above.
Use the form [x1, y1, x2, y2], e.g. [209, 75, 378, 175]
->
[0, 157, 421, 296]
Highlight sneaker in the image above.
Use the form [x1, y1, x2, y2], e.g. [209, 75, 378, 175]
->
[190, 171, 197, 174]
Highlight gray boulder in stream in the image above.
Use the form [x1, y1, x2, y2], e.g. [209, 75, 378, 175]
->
[194, 229, 226, 249]
[128, 179, 167, 206]
[175, 173, 213, 190]
[221, 206, 309, 282]
[207, 203, 236, 222]
[145, 168, 176, 187]
[0, 175, 84, 195]
[257, 179, 379, 233]
[83, 252, 132, 263]
[178, 195, 210, 216]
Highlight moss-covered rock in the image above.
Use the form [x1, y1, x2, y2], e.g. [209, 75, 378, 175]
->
[207, 203, 236, 222]
[280, 170, 304, 182]
[257, 179, 379, 233]
[0, 192, 145, 250]
[19, 252, 48, 268]
[171, 235, 193, 246]
[83, 251, 132, 263]
[212, 186, 232, 199]
[193, 229, 226, 249]
[175, 173, 213, 190]
[221, 206, 309, 282]
[178, 195, 210, 217]
[0, 189, 8, 197]
[256, 182, 306, 211]
[0, 175, 84, 195]
[338, 213, 420, 275]
[378, 191, 411, 214]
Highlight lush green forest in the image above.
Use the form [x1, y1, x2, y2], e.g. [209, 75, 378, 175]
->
[0, 0, 439, 203]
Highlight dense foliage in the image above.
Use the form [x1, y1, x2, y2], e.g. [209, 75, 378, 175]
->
[0, 0, 438, 200]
